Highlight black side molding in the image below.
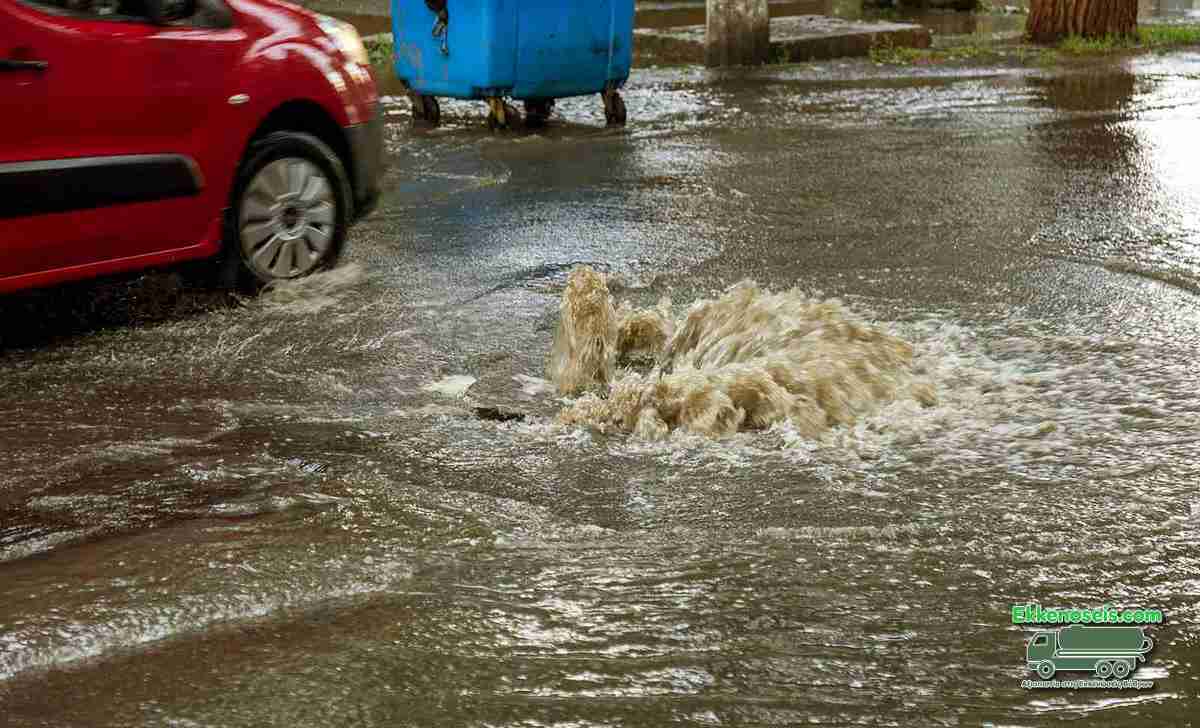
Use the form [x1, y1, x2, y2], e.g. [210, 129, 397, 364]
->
[0, 154, 203, 219]
[0, 59, 48, 72]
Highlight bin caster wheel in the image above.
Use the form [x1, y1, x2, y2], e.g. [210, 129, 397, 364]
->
[486, 98, 521, 131]
[410, 93, 440, 127]
[602, 90, 626, 127]
[524, 99, 554, 128]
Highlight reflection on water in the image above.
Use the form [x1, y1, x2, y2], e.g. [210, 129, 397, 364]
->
[1033, 70, 1138, 112]
[1027, 62, 1200, 296]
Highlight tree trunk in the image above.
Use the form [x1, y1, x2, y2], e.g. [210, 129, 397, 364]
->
[706, 0, 770, 67]
[1025, 0, 1138, 43]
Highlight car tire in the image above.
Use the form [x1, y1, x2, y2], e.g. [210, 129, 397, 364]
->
[225, 131, 352, 289]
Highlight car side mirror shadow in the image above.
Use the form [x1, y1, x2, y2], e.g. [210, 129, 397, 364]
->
[146, 0, 198, 24]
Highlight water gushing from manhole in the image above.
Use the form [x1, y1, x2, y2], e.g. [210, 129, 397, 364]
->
[547, 266, 935, 441]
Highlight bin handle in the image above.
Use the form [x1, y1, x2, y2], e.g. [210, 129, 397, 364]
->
[426, 0, 449, 55]
[433, 16, 448, 55]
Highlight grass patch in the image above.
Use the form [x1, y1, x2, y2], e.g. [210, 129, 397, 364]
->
[1057, 25, 1200, 55]
[1138, 23, 1200, 47]
[1058, 33, 1136, 54]
[869, 34, 1051, 66]
[868, 37, 929, 65]
[870, 23, 1200, 66]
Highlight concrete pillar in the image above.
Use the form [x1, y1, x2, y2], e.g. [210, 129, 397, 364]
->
[705, 0, 770, 67]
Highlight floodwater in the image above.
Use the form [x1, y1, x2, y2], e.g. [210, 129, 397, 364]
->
[3, 53, 1200, 726]
[305, 0, 1200, 39]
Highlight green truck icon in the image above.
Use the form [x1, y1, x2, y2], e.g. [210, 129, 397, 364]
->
[1026, 625, 1154, 679]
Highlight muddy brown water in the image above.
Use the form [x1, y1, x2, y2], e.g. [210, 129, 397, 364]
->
[3, 53, 1200, 726]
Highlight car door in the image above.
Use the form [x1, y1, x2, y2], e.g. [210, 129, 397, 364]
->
[0, 0, 243, 283]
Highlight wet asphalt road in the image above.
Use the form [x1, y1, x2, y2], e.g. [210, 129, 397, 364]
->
[2, 54, 1200, 726]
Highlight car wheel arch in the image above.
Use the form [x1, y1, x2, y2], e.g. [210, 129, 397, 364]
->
[237, 100, 351, 202]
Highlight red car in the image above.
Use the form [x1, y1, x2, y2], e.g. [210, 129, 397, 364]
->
[0, 0, 384, 294]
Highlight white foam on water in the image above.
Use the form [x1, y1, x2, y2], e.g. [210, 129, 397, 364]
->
[0, 528, 106, 564]
[0, 553, 415, 682]
[422, 375, 477, 398]
[257, 263, 367, 315]
[512, 374, 556, 397]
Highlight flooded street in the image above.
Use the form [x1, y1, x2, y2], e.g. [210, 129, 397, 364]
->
[3, 53, 1200, 726]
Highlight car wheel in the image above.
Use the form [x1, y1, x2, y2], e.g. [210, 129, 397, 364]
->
[230, 131, 351, 287]
[1035, 661, 1055, 679]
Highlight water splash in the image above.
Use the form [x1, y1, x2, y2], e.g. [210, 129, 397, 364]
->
[547, 266, 620, 396]
[615, 298, 675, 366]
[257, 264, 367, 315]
[549, 267, 935, 441]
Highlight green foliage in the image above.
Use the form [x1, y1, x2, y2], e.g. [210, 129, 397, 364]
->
[1056, 25, 1200, 55]
[869, 23, 1200, 66]
[867, 36, 925, 64]
[363, 34, 395, 68]
[1057, 34, 1135, 54]
[869, 34, 1012, 66]
[1138, 24, 1200, 47]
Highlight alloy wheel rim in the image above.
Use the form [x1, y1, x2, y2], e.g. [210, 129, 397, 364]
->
[239, 158, 336, 280]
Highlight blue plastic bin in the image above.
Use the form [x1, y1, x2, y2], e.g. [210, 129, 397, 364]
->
[391, 0, 634, 126]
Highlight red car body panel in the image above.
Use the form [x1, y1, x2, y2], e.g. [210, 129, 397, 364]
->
[0, 0, 381, 294]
